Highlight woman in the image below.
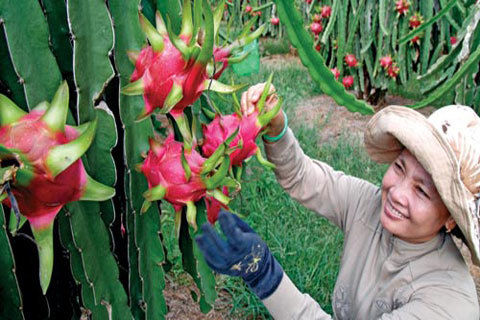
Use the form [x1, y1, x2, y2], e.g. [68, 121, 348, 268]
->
[196, 83, 480, 319]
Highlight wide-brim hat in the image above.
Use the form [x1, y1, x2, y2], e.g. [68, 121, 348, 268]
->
[364, 105, 480, 266]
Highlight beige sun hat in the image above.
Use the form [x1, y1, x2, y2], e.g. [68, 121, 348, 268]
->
[364, 105, 480, 266]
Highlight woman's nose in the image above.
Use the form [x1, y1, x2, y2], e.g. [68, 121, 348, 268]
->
[389, 180, 409, 207]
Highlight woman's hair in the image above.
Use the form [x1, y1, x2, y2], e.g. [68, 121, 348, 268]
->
[450, 225, 468, 246]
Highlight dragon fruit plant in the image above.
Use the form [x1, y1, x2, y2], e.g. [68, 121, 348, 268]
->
[0, 82, 115, 294]
[122, 0, 264, 150]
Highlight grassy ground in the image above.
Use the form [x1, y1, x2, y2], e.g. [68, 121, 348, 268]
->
[161, 60, 388, 319]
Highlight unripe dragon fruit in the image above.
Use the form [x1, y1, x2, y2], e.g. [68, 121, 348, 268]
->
[344, 54, 358, 67]
[122, 0, 263, 121]
[0, 82, 114, 294]
[312, 14, 322, 23]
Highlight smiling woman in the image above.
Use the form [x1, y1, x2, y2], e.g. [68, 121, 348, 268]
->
[195, 82, 480, 320]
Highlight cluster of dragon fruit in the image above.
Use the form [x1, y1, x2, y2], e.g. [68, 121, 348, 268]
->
[0, 0, 279, 293]
[123, 0, 281, 232]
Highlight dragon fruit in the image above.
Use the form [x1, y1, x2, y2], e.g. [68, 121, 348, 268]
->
[310, 22, 323, 35]
[387, 64, 400, 78]
[122, 0, 259, 121]
[205, 186, 229, 224]
[380, 55, 393, 69]
[321, 6, 332, 19]
[409, 12, 423, 29]
[270, 17, 280, 25]
[331, 68, 340, 80]
[0, 82, 115, 294]
[450, 36, 457, 45]
[395, 0, 410, 16]
[342, 76, 354, 88]
[202, 80, 282, 168]
[141, 133, 235, 230]
[344, 54, 358, 67]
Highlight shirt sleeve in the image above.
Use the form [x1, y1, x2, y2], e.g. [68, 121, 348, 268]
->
[264, 128, 380, 232]
[378, 285, 479, 320]
[262, 272, 333, 320]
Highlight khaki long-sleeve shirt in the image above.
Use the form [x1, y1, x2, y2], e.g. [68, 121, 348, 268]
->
[262, 128, 479, 319]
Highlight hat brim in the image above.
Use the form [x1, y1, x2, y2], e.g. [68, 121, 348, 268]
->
[364, 105, 480, 265]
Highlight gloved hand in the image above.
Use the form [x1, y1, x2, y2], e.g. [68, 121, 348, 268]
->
[195, 210, 284, 299]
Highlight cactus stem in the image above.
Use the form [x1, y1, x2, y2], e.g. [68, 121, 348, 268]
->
[174, 210, 182, 238]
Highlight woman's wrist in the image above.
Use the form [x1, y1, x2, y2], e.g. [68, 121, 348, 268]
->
[263, 111, 288, 142]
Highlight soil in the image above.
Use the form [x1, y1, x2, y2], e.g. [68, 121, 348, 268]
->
[163, 55, 480, 318]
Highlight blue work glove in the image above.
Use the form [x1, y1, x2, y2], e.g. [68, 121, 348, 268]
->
[195, 210, 283, 299]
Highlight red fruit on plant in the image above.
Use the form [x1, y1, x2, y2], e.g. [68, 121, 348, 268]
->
[450, 36, 457, 45]
[342, 76, 354, 88]
[255, 11, 262, 16]
[380, 55, 393, 69]
[344, 54, 358, 67]
[409, 12, 423, 29]
[395, 0, 410, 16]
[387, 64, 400, 78]
[331, 68, 340, 80]
[205, 186, 229, 224]
[306, 0, 313, 4]
[271, 17, 280, 25]
[310, 22, 323, 35]
[313, 13, 322, 22]
[315, 43, 321, 51]
[0, 82, 114, 293]
[141, 134, 207, 212]
[321, 6, 332, 18]
[123, 4, 254, 122]
[202, 114, 260, 167]
[410, 35, 420, 45]
[245, 5, 252, 13]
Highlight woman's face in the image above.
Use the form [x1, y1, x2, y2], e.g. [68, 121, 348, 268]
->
[381, 149, 454, 243]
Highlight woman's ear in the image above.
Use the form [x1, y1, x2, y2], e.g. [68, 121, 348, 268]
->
[445, 217, 457, 233]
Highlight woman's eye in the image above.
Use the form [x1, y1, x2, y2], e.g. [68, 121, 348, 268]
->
[394, 162, 403, 171]
[416, 186, 429, 198]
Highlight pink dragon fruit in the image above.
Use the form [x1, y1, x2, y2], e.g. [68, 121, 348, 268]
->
[387, 64, 400, 78]
[409, 12, 423, 29]
[321, 6, 332, 19]
[205, 186, 229, 224]
[310, 22, 323, 35]
[122, 0, 254, 121]
[395, 0, 410, 16]
[380, 55, 393, 69]
[202, 80, 282, 168]
[0, 82, 114, 294]
[141, 133, 233, 230]
[342, 76, 354, 88]
[344, 54, 358, 67]
[331, 67, 340, 80]
[270, 17, 280, 25]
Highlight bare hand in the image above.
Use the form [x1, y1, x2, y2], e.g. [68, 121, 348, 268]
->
[240, 83, 285, 138]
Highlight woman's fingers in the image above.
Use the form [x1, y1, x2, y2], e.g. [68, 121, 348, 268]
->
[240, 82, 277, 115]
